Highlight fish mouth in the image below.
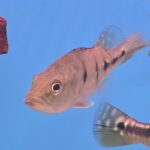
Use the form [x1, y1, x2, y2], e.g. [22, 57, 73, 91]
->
[25, 96, 44, 108]
[25, 96, 66, 114]
[25, 99, 36, 107]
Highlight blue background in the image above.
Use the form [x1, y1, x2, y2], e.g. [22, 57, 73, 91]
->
[0, 0, 150, 150]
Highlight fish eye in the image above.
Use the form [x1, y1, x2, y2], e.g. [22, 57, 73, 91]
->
[51, 81, 62, 95]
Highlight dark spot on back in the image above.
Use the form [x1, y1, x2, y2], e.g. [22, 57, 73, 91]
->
[103, 61, 109, 70]
[83, 70, 87, 83]
[117, 122, 125, 130]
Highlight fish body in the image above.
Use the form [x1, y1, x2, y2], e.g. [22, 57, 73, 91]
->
[93, 103, 150, 147]
[25, 27, 148, 113]
[0, 16, 8, 54]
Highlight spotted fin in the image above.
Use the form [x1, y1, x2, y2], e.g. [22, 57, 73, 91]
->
[95, 25, 123, 50]
[93, 103, 132, 147]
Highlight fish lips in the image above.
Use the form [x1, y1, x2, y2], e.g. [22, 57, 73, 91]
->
[25, 95, 66, 114]
[24, 96, 55, 113]
[25, 96, 44, 108]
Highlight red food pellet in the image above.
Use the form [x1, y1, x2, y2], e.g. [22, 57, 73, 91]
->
[0, 16, 8, 54]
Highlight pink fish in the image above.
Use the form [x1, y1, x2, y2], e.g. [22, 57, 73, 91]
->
[93, 103, 150, 147]
[0, 16, 8, 54]
[25, 27, 148, 113]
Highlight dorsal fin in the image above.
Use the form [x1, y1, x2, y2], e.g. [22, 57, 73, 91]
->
[95, 25, 124, 50]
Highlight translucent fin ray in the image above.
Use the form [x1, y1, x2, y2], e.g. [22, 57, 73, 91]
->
[95, 25, 124, 50]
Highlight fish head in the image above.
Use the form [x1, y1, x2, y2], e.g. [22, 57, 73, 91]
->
[25, 62, 78, 114]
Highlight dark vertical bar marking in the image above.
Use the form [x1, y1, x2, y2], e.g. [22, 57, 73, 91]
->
[103, 61, 109, 70]
[95, 60, 99, 81]
[83, 70, 87, 83]
[77, 55, 88, 84]
[120, 50, 125, 57]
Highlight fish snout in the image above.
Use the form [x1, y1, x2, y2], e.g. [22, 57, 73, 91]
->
[25, 98, 35, 107]
[25, 96, 44, 107]
[24, 96, 55, 113]
[24, 96, 67, 113]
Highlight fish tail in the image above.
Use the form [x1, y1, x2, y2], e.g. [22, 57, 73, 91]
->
[93, 102, 133, 147]
[110, 33, 149, 64]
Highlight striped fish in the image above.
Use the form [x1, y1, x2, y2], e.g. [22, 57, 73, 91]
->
[93, 103, 150, 147]
[25, 27, 148, 113]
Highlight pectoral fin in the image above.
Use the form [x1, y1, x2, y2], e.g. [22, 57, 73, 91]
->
[72, 101, 94, 108]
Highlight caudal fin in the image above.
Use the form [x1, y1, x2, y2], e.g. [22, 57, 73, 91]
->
[93, 103, 132, 147]
[110, 33, 149, 64]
